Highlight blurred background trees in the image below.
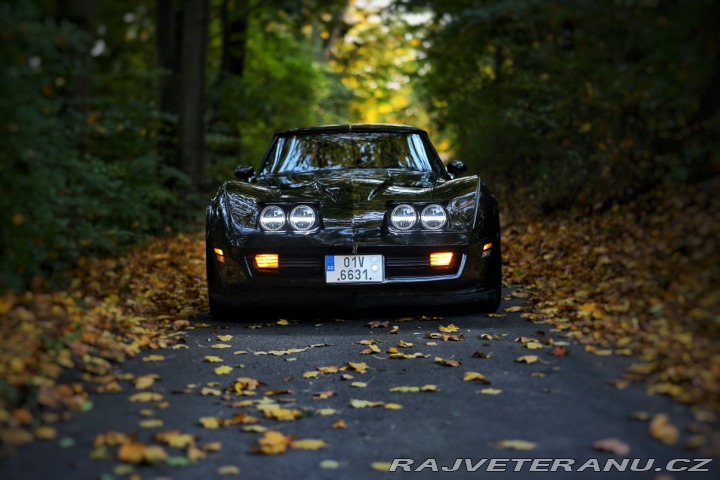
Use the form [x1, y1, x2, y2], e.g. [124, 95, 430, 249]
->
[1, 0, 717, 287]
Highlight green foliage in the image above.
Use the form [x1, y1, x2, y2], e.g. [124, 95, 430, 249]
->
[0, 2, 188, 289]
[409, 0, 720, 213]
[206, 5, 350, 180]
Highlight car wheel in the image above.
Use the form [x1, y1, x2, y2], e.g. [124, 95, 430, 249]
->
[209, 296, 236, 320]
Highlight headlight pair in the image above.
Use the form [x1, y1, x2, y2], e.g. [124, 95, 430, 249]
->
[390, 203, 447, 231]
[259, 205, 317, 232]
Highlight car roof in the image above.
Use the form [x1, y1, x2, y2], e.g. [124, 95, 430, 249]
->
[275, 124, 426, 136]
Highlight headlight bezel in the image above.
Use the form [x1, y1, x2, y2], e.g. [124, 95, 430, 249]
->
[386, 201, 450, 233]
[258, 205, 286, 232]
[390, 204, 418, 231]
[420, 204, 448, 230]
[257, 203, 321, 233]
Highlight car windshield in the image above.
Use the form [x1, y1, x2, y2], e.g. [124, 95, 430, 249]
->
[259, 132, 444, 175]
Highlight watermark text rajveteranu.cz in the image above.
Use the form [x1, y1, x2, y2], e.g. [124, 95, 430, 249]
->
[387, 458, 714, 473]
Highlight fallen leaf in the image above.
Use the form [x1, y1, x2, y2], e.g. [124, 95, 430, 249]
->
[435, 357, 461, 367]
[463, 372, 491, 384]
[371, 462, 392, 471]
[551, 346, 570, 357]
[495, 439, 536, 450]
[139, 419, 163, 428]
[291, 439, 328, 450]
[216, 335, 233, 342]
[143, 355, 165, 362]
[129, 392, 163, 402]
[479, 388, 503, 395]
[217, 465, 241, 475]
[649, 414, 679, 444]
[320, 459, 341, 469]
[594, 438, 631, 456]
[204, 356, 224, 363]
[388, 326, 399, 334]
[439, 324, 459, 333]
[351, 382, 367, 388]
[331, 419, 346, 429]
[214, 365, 233, 375]
[367, 321, 389, 328]
[211, 344, 232, 349]
[515, 355, 539, 364]
[254, 430, 294, 455]
[350, 399, 385, 408]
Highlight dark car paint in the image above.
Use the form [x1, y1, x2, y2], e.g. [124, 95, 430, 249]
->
[205, 124, 501, 313]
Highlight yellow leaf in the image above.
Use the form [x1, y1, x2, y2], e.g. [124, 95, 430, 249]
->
[303, 371, 320, 379]
[345, 362, 369, 373]
[291, 439, 328, 450]
[138, 419, 163, 428]
[371, 462, 392, 471]
[216, 335, 233, 342]
[463, 372, 489, 382]
[129, 392, 163, 402]
[351, 382, 367, 388]
[320, 459, 341, 469]
[34, 426, 57, 440]
[214, 365, 233, 375]
[143, 355, 165, 362]
[154, 430, 195, 448]
[384, 403, 403, 410]
[525, 342, 543, 350]
[199, 417, 222, 429]
[211, 344, 232, 349]
[350, 399, 384, 408]
[203, 441, 223, 452]
[117, 443, 145, 464]
[135, 375, 156, 390]
[439, 324, 459, 333]
[315, 408, 336, 416]
[331, 419, 346, 429]
[204, 356, 223, 363]
[649, 414, 679, 444]
[495, 439, 536, 450]
[254, 430, 294, 455]
[389, 386, 419, 393]
[479, 388, 503, 395]
[217, 465, 241, 475]
[242, 425, 267, 433]
[515, 355, 539, 364]
[421, 385, 438, 392]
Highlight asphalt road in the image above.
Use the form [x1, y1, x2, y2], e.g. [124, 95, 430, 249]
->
[1, 288, 718, 480]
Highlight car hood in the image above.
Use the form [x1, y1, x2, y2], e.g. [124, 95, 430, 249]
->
[214, 169, 482, 239]
[254, 169, 440, 204]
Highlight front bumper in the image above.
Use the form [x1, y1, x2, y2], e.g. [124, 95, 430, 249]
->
[208, 233, 499, 309]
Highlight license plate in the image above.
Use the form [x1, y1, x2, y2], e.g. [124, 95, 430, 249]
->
[325, 255, 384, 283]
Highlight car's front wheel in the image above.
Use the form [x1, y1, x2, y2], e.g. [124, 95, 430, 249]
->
[209, 296, 236, 320]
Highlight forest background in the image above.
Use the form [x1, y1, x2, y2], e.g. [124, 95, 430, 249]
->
[1, 0, 718, 288]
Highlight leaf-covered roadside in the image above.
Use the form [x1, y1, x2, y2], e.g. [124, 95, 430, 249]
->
[504, 177, 720, 417]
[0, 233, 206, 449]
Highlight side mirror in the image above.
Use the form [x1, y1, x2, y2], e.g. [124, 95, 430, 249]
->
[234, 165, 254, 181]
[447, 161, 467, 177]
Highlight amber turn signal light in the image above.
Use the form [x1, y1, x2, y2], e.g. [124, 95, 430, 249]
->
[255, 254, 279, 269]
[430, 252, 454, 267]
[214, 248, 225, 263]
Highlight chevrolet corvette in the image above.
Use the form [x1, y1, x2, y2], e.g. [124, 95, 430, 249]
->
[206, 124, 501, 317]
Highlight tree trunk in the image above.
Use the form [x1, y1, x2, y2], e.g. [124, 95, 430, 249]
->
[179, 0, 209, 191]
[156, 0, 181, 173]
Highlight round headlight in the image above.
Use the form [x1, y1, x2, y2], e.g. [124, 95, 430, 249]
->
[421, 204, 447, 230]
[390, 204, 418, 231]
[259, 205, 286, 231]
[289, 205, 316, 231]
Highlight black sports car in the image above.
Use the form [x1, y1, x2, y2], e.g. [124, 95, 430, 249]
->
[206, 124, 501, 316]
